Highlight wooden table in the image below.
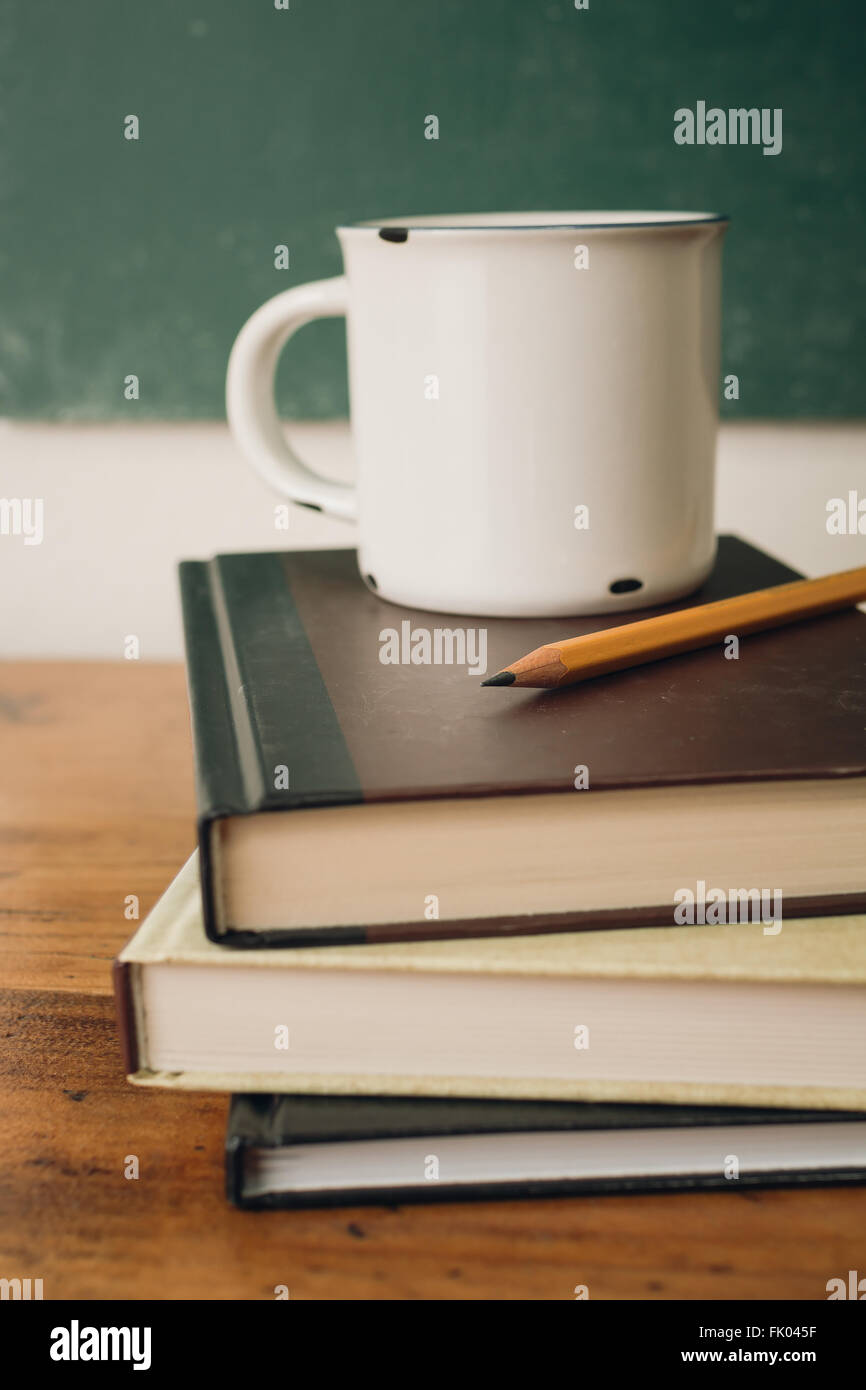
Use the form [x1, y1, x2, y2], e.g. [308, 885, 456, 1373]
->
[2, 662, 863, 1301]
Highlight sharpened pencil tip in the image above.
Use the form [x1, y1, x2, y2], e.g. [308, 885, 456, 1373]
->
[481, 671, 516, 687]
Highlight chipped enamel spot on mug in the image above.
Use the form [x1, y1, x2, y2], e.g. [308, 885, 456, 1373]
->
[609, 578, 644, 595]
[378, 228, 409, 243]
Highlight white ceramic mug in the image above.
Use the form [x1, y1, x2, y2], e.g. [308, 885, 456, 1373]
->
[227, 211, 728, 617]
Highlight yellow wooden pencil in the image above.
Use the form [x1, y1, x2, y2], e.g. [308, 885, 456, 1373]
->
[482, 564, 866, 690]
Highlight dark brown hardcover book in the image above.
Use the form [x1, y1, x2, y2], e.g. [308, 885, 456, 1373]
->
[178, 537, 866, 947]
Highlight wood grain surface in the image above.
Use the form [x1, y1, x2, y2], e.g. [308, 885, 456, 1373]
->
[1, 661, 863, 1301]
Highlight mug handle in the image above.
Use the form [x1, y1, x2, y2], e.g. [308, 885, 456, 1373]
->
[225, 276, 357, 521]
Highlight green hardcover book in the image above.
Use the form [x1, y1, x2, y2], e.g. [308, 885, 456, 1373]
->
[177, 538, 866, 947]
[225, 1093, 866, 1210]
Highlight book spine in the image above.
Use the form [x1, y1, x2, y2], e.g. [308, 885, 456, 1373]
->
[178, 552, 366, 946]
[178, 561, 249, 939]
[178, 561, 250, 819]
[224, 1134, 245, 1207]
[112, 959, 140, 1076]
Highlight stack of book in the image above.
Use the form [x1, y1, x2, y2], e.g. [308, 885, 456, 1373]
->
[114, 537, 866, 1209]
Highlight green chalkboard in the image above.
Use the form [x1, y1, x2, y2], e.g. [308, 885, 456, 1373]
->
[1, 0, 863, 419]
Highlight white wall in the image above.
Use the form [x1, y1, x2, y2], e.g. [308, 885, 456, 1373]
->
[1, 420, 864, 658]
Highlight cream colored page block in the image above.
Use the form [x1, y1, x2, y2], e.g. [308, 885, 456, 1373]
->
[120, 851, 866, 985]
[219, 780, 866, 930]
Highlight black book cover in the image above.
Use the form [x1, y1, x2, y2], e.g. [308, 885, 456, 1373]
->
[226, 1093, 866, 1210]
